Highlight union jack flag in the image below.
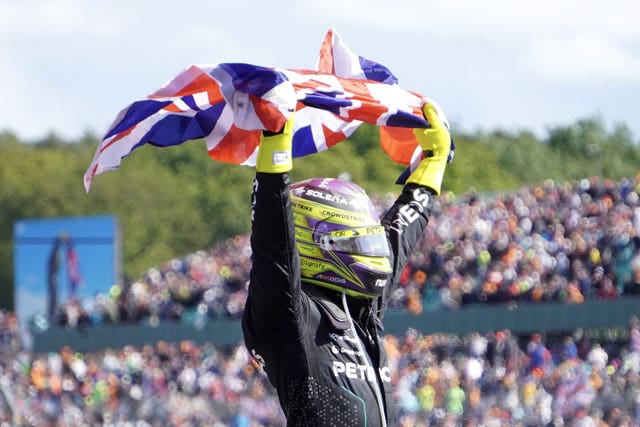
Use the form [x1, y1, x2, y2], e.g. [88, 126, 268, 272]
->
[84, 28, 452, 191]
[65, 240, 83, 298]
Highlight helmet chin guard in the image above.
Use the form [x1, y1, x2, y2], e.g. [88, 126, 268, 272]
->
[291, 178, 392, 298]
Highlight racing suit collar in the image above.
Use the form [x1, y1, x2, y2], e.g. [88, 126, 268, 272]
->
[302, 283, 350, 330]
[302, 282, 381, 332]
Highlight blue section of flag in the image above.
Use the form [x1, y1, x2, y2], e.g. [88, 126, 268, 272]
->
[359, 57, 398, 85]
[183, 95, 202, 112]
[386, 111, 429, 128]
[301, 91, 352, 115]
[105, 99, 171, 139]
[222, 63, 289, 98]
[293, 125, 319, 156]
[142, 105, 224, 147]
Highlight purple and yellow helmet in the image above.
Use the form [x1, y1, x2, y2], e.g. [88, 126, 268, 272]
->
[291, 178, 392, 298]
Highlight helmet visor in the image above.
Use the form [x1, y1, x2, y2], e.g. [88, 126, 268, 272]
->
[315, 225, 390, 257]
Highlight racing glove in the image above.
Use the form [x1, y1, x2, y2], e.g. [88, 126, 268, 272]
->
[406, 103, 452, 195]
[255, 113, 295, 173]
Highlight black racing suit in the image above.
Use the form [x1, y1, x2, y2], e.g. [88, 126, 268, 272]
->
[242, 172, 433, 426]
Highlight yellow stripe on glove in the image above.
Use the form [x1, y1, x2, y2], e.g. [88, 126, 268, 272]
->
[406, 103, 451, 195]
[256, 113, 295, 173]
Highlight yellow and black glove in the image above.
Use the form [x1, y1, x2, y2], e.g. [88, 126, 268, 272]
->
[255, 113, 295, 173]
[406, 103, 451, 195]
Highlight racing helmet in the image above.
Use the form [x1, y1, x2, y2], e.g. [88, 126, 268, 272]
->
[291, 178, 392, 298]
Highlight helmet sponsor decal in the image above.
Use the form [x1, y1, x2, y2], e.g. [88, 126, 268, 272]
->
[300, 258, 331, 271]
[374, 279, 388, 288]
[302, 188, 365, 210]
[293, 201, 373, 225]
[317, 273, 347, 285]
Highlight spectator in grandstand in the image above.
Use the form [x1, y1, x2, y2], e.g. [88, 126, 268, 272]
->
[241, 102, 453, 426]
[586, 342, 609, 370]
[526, 333, 553, 375]
[0, 310, 20, 354]
[7, 311, 640, 426]
[486, 329, 520, 374]
[388, 174, 640, 314]
[625, 255, 640, 295]
[556, 335, 578, 363]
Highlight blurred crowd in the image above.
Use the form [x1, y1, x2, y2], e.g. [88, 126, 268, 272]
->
[3, 309, 640, 426]
[46, 175, 640, 328]
[1, 308, 280, 426]
[46, 235, 253, 330]
[392, 175, 640, 314]
[6, 175, 640, 424]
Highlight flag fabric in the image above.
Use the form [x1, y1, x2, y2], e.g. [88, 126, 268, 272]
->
[84, 28, 453, 191]
[66, 240, 83, 298]
[315, 29, 454, 181]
